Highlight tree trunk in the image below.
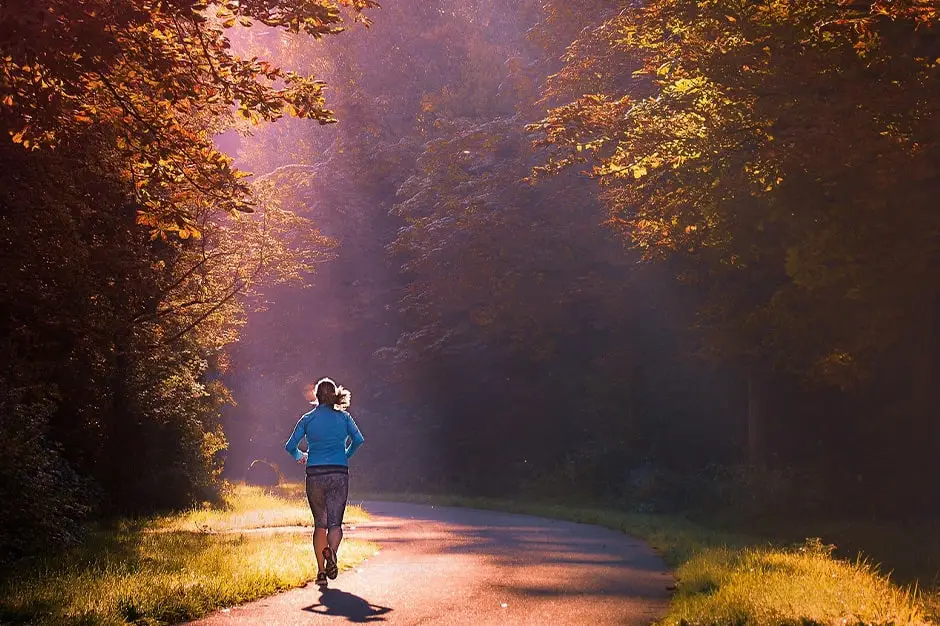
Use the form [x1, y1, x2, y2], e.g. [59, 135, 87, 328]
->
[106, 342, 133, 508]
[747, 369, 764, 467]
[911, 315, 940, 509]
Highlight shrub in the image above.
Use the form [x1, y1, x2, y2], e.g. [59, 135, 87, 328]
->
[0, 386, 93, 566]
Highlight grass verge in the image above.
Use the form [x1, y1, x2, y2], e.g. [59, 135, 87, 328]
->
[0, 484, 375, 626]
[154, 483, 369, 533]
[351, 492, 932, 625]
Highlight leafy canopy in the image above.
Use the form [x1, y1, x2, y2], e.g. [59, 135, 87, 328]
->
[0, 0, 377, 237]
[531, 0, 940, 382]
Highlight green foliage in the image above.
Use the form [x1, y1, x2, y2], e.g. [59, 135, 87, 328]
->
[0, 139, 224, 516]
[517, 0, 940, 492]
[532, 0, 940, 384]
[390, 118, 615, 360]
[0, 387, 92, 565]
[223, 0, 744, 497]
[0, 0, 351, 563]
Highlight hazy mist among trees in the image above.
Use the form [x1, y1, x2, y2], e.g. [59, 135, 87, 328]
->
[3, 0, 940, 561]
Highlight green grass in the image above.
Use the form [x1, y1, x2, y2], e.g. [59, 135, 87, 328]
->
[352, 492, 934, 625]
[0, 484, 375, 626]
[671, 543, 924, 625]
[154, 483, 369, 533]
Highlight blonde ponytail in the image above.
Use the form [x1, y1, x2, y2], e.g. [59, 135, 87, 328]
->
[333, 385, 351, 410]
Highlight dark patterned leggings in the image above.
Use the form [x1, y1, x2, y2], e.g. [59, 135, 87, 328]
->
[305, 470, 350, 529]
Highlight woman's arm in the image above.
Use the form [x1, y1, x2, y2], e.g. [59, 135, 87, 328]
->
[284, 417, 308, 463]
[344, 413, 365, 459]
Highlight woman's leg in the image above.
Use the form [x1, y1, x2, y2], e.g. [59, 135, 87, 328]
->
[327, 525, 343, 556]
[313, 528, 328, 572]
[321, 473, 349, 578]
[306, 474, 329, 573]
[327, 472, 350, 556]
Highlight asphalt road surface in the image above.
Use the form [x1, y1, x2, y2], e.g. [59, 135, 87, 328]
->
[188, 501, 672, 625]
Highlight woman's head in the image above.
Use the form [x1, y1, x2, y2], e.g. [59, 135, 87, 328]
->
[314, 377, 351, 410]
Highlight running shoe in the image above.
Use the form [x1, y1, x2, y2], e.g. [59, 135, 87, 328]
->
[322, 547, 339, 580]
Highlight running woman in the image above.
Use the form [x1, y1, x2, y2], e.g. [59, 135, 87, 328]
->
[285, 377, 365, 587]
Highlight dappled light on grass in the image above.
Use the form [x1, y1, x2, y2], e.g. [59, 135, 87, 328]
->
[154, 483, 369, 532]
[0, 484, 375, 626]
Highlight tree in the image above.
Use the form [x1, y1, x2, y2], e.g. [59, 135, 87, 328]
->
[534, 0, 940, 372]
[0, 0, 376, 236]
[0, 0, 369, 553]
[531, 0, 940, 476]
[220, 0, 742, 496]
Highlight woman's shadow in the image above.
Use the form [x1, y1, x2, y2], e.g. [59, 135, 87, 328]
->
[303, 588, 393, 623]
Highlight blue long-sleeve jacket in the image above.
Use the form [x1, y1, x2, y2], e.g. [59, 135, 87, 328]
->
[285, 404, 364, 467]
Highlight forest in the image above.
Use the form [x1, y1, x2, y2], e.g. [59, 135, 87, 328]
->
[2, 0, 940, 565]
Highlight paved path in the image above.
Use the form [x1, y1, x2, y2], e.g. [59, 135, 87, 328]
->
[189, 501, 672, 625]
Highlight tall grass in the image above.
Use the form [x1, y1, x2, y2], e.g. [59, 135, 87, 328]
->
[669, 542, 924, 625]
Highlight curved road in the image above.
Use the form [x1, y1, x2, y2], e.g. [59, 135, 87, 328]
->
[190, 501, 672, 625]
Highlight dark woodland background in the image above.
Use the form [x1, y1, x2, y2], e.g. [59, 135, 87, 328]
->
[3, 0, 940, 563]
